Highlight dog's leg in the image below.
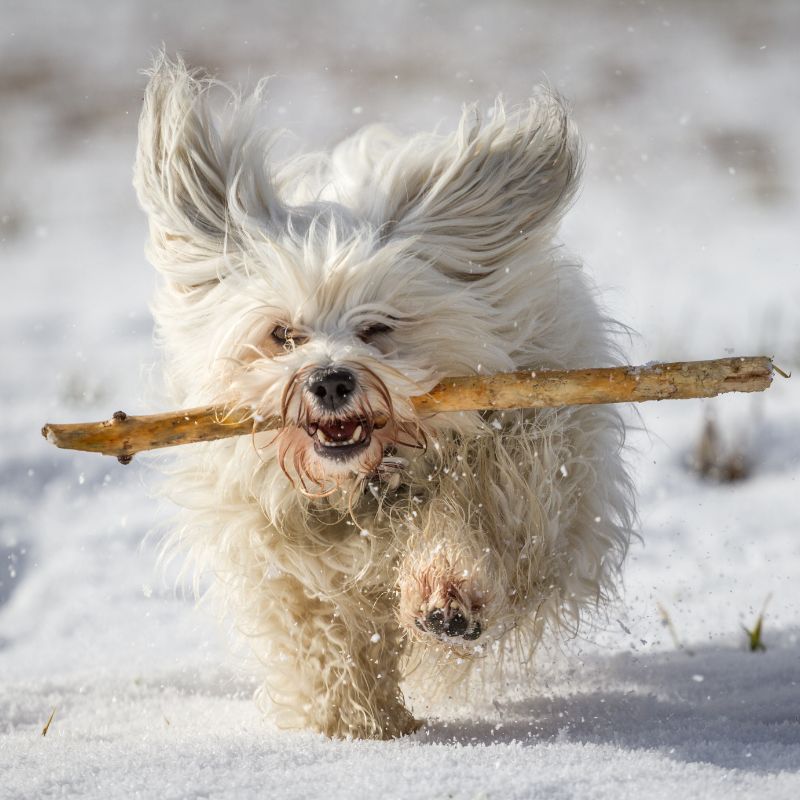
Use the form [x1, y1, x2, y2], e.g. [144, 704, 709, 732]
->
[397, 497, 492, 648]
[252, 573, 418, 740]
[398, 409, 631, 651]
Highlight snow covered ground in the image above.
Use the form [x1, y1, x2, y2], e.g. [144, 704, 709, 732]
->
[2, 1, 799, 797]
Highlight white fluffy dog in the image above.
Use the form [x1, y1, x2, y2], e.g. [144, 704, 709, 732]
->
[134, 55, 634, 740]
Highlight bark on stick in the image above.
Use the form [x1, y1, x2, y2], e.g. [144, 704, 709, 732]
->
[41, 356, 774, 461]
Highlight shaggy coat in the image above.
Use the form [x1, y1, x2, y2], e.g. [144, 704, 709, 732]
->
[134, 55, 634, 739]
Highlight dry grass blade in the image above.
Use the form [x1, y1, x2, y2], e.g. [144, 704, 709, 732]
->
[656, 602, 695, 656]
[41, 707, 57, 737]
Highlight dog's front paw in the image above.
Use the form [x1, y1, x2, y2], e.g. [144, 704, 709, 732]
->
[399, 562, 487, 645]
[415, 598, 482, 641]
[318, 702, 422, 740]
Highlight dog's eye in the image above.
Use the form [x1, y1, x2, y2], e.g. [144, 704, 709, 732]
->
[271, 325, 307, 349]
[357, 323, 393, 343]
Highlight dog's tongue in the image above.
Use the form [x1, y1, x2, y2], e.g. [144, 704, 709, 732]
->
[319, 419, 360, 441]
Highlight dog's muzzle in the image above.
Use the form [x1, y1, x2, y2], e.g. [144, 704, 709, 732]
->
[304, 367, 373, 462]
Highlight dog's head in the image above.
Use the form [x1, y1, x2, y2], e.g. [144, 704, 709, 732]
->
[135, 55, 581, 493]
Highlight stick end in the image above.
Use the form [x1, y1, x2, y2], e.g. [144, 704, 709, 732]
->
[772, 362, 792, 380]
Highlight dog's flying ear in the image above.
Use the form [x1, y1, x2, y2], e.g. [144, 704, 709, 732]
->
[134, 54, 284, 287]
[376, 91, 582, 278]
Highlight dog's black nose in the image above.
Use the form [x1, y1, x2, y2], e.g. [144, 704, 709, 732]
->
[307, 368, 357, 412]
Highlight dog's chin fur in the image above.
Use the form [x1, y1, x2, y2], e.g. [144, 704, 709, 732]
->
[136, 53, 635, 740]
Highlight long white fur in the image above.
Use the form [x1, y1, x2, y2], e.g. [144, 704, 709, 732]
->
[135, 53, 635, 740]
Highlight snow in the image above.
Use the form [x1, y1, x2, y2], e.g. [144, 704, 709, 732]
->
[2, 1, 799, 797]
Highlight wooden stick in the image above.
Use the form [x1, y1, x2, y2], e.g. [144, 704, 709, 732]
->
[41, 356, 775, 462]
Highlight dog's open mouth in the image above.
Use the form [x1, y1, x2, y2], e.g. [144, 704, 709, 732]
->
[305, 417, 373, 460]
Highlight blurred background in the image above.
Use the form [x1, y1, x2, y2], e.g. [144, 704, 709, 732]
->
[2, 0, 799, 751]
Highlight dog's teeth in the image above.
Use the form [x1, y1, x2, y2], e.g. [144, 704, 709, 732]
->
[314, 422, 369, 449]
